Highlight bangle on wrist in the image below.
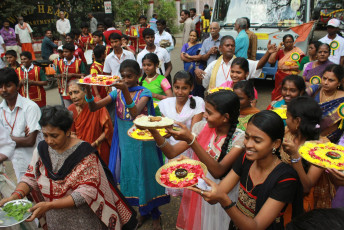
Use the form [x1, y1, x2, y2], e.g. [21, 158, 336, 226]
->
[126, 101, 135, 109]
[15, 189, 25, 197]
[222, 201, 236, 210]
[12, 191, 23, 199]
[187, 133, 196, 146]
[85, 95, 94, 103]
[156, 138, 168, 148]
[95, 140, 99, 147]
[291, 156, 301, 163]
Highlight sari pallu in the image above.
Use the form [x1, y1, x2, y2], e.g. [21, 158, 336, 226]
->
[69, 99, 113, 165]
[271, 47, 304, 101]
[307, 84, 344, 143]
[183, 43, 205, 97]
[21, 141, 137, 230]
[238, 107, 260, 131]
[303, 60, 333, 82]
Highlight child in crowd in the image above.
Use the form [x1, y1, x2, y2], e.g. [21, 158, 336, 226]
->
[233, 80, 260, 131]
[65, 33, 86, 64]
[158, 70, 205, 196]
[16, 51, 47, 107]
[121, 34, 136, 55]
[85, 59, 169, 230]
[150, 88, 245, 230]
[78, 22, 93, 51]
[138, 15, 150, 51]
[90, 45, 108, 99]
[5, 50, 20, 69]
[92, 30, 112, 55]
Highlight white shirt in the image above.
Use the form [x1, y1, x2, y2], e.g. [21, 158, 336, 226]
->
[0, 94, 41, 181]
[0, 123, 16, 159]
[319, 34, 344, 64]
[90, 17, 98, 33]
[103, 49, 136, 76]
[154, 31, 174, 53]
[14, 24, 33, 43]
[137, 46, 171, 75]
[0, 35, 5, 68]
[56, 18, 71, 35]
[202, 58, 262, 88]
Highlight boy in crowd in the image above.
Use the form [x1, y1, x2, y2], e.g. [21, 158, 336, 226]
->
[138, 15, 150, 51]
[90, 45, 108, 99]
[5, 50, 20, 69]
[78, 22, 93, 51]
[16, 51, 47, 108]
[155, 19, 174, 53]
[103, 33, 135, 77]
[93, 30, 112, 55]
[56, 43, 86, 107]
[124, 18, 138, 52]
[121, 35, 136, 55]
[0, 67, 41, 182]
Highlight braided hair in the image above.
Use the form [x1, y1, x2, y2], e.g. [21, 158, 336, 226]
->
[139, 53, 159, 86]
[205, 90, 240, 162]
[173, 70, 196, 109]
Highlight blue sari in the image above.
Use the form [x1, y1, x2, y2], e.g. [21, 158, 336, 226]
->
[108, 86, 169, 215]
[182, 43, 205, 97]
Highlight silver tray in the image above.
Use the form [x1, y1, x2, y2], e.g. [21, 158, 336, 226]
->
[0, 200, 32, 227]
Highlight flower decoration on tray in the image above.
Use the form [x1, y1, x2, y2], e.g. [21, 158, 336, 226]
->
[133, 116, 174, 129]
[128, 126, 167, 141]
[299, 142, 344, 170]
[78, 74, 120, 86]
[156, 159, 207, 189]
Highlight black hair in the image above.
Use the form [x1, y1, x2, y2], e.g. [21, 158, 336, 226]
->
[93, 45, 106, 59]
[309, 40, 322, 51]
[233, 80, 255, 100]
[156, 19, 166, 26]
[152, 14, 157, 18]
[124, 18, 130, 22]
[20, 51, 32, 60]
[45, 29, 52, 34]
[322, 64, 344, 82]
[220, 35, 235, 47]
[0, 67, 19, 86]
[39, 106, 73, 133]
[65, 32, 74, 39]
[109, 32, 122, 41]
[173, 70, 196, 109]
[317, 43, 331, 53]
[204, 4, 209, 8]
[139, 53, 159, 86]
[80, 21, 88, 29]
[282, 75, 306, 94]
[119, 59, 140, 76]
[5, 50, 17, 58]
[97, 22, 104, 27]
[139, 15, 147, 20]
[3, 20, 10, 24]
[205, 90, 240, 163]
[242, 17, 251, 28]
[231, 57, 249, 73]
[287, 96, 322, 140]
[283, 34, 294, 42]
[190, 8, 196, 13]
[189, 29, 200, 40]
[181, 10, 190, 17]
[121, 34, 129, 41]
[104, 17, 113, 28]
[248, 110, 285, 157]
[142, 28, 155, 38]
[286, 208, 344, 230]
[92, 30, 103, 38]
[63, 42, 75, 52]
[72, 29, 81, 36]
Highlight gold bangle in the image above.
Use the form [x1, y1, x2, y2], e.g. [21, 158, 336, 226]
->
[95, 140, 99, 146]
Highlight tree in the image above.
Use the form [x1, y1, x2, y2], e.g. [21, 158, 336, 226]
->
[111, 0, 149, 24]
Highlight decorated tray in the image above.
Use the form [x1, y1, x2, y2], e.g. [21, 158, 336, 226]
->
[128, 126, 168, 141]
[272, 107, 287, 119]
[156, 159, 207, 189]
[78, 74, 120, 86]
[133, 116, 174, 130]
[0, 200, 32, 227]
[299, 142, 344, 170]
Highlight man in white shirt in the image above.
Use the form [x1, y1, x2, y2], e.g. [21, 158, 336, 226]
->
[56, 11, 71, 45]
[137, 28, 172, 78]
[15, 17, 35, 60]
[154, 19, 174, 53]
[103, 33, 135, 76]
[319, 18, 344, 65]
[180, 10, 195, 45]
[0, 67, 41, 181]
[196, 36, 277, 89]
[88, 13, 98, 33]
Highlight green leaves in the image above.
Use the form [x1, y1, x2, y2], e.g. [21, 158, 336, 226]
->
[3, 202, 32, 221]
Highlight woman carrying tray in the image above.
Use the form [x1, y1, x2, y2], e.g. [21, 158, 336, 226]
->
[150, 88, 245, 230]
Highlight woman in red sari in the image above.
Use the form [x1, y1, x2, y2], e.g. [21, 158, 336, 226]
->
[268, 34, 305, 101]
[68, 80, 113, 165]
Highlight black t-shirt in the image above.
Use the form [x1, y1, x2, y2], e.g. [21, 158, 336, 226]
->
[231, 153, 299, 229]
[203, 9, 211, 19]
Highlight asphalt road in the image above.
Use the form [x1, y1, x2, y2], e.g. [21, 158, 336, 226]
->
[8, 30, 327, 230]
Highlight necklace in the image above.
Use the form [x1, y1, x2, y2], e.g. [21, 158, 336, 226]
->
[3, 108, 19, 135]
[321, 89, 337, 103]
[245, 156, 278, 193]
[145, 73, 158, 83]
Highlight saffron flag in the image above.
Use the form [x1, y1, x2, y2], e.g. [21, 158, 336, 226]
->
[290, 21, 315, 43]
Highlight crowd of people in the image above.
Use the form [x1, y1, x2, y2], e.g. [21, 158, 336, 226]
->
[0, 7, 344, 230]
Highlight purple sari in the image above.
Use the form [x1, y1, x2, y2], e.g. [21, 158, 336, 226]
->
[303, 60, 334, 82]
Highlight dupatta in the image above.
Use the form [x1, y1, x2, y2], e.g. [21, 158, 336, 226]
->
[278, 47, 304, 75]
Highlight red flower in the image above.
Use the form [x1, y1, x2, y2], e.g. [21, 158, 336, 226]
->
[83, 77, 92, 83]
[105, 80, 113, 85]
[92, 73, 97, 78]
